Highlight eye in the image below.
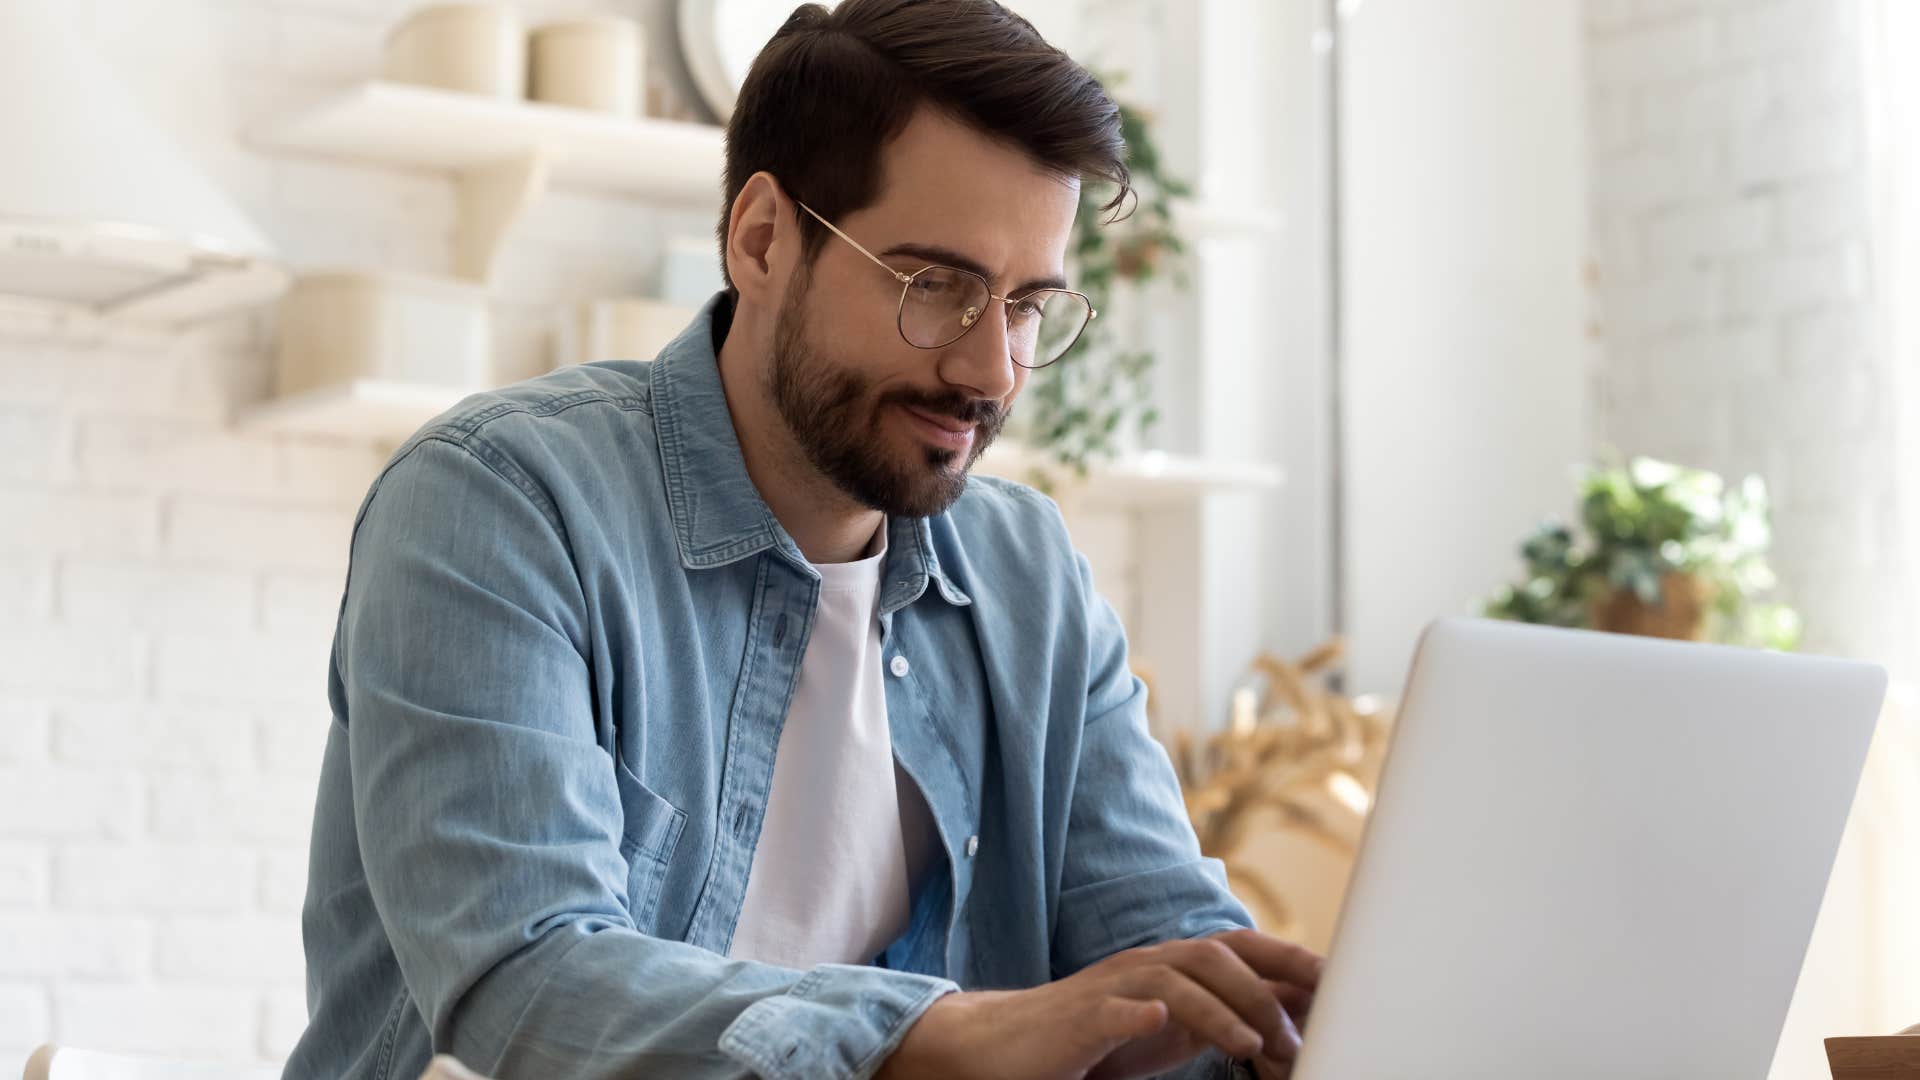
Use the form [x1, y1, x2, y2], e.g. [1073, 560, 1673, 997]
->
[1011, 297, 1044, 320]
[908, 275, 953, 296]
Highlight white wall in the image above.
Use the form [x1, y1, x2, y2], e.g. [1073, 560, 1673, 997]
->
[1587, 0, 1903, 672]
[1338, 0, 1593, 693]
[1584, 0, 1919, 1071]
[0, 313, 373, 1063]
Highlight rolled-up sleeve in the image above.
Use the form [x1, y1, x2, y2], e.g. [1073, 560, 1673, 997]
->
[1048, 546, 1256, 979]
[339, 435, 955, 1079]
[1046, 546, 1256, 1080]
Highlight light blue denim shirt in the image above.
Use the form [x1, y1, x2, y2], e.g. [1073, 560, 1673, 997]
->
[284, 293, 1253, 1080]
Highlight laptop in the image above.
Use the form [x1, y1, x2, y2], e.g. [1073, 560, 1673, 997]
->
[1291, 616, 1887, 1080]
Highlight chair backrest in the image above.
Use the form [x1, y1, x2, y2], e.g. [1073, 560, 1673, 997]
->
[21, 1046, 282, 1080]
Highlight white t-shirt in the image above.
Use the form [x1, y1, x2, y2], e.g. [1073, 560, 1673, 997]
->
[728, 523, 939, 969]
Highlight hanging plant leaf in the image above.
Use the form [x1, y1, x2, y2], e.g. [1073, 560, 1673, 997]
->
[1023, 82, 1190, 476]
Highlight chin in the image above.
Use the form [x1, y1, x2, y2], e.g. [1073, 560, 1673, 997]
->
[863, 441, 974, 518]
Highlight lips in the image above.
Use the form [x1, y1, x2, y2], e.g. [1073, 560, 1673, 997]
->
[903, 405, 972, 434]
[898, 404, 976, 452]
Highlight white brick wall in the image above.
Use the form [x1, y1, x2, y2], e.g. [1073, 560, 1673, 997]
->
[53, 985, 259, 1060]
[1585, 0, 1901, 668]
[0, 845, 49, 907]
[0, 984, 50, 1053]
[0, 0, 702, 1065]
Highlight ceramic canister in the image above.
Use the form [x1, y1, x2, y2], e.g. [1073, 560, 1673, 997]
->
[382, 2, 526, 100]
[529, 16, 645, 117]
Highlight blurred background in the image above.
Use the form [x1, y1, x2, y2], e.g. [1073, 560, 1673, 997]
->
[0, 0, 1914, 1076]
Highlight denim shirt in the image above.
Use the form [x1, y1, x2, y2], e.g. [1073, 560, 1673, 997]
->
[284, 294, 1253, 1080]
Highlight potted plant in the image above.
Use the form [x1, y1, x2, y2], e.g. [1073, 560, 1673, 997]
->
[1481, 455, 1802, 650]
[1019, 87, 1189, 481]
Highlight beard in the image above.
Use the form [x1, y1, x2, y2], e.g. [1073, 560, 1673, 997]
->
[768, 272, 1007, 519]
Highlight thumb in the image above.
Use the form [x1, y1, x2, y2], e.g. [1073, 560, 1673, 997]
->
[1095, 996, 1170, 1043]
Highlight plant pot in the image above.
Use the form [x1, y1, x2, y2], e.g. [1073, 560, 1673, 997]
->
[1591, 571, 1714, 641]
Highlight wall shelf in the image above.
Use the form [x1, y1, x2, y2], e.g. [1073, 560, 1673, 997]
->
[246, 81, 725, 282]
[976, 442, 1283, 510]
[1171, 199, 1286, 239]
[243, 84, 1286, 282]
[235, 96, 1291, 501]
[249, 81, 725, 201]
[235, 378, 480, 443]
[234, 374, 1281, 507]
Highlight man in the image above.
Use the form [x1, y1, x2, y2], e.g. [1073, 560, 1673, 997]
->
[284, 2, 1319, 1078]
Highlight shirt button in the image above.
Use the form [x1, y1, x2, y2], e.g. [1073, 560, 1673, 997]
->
[889, 654, 911, 678]
[965, 835, 979, 857]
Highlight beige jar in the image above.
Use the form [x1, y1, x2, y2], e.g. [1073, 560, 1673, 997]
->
[275, 270, 492, 397]
[382, 3, 526, 100]
[529, 16, 645, 117]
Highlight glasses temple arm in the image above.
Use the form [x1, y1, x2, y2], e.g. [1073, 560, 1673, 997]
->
[795, 200, 912, 284]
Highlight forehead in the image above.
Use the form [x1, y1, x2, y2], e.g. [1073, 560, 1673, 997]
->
[851, 107, 1081, 261]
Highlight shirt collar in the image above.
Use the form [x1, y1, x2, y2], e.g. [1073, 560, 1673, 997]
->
[648, 292, 972, 609]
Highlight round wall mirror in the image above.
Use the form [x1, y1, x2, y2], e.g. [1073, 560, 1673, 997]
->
[677, 0, 843, 123]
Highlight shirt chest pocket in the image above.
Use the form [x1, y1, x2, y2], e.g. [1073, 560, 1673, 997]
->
[614, 757, 687, 929]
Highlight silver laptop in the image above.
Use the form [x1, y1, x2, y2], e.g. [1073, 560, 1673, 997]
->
[1292, 616, 1886, 1080]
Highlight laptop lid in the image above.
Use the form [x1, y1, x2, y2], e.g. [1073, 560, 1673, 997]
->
[1292, 616, 1887, 1080]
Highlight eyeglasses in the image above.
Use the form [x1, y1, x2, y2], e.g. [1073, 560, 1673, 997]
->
[795, 200, 1096, 369]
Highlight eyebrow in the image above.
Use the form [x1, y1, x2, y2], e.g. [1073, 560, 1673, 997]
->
[878, 242, 1070, 297]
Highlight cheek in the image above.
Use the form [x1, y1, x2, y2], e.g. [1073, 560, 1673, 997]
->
[824, 297, 916, 371]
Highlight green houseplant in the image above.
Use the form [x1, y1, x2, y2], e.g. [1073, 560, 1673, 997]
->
[1019, 90, 1190, 480]
[1481, 455, 1803, 650]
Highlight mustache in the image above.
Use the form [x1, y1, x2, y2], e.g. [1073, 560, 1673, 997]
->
[879, 388, 1006, 429]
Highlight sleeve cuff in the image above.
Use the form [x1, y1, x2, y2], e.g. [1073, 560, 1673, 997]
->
[717, 963, 959, 1080]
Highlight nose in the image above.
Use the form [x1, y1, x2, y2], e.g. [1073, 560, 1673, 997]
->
[934, 300, 1018, 401]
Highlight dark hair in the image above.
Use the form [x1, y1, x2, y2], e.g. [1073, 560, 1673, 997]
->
[716, 0, 1130, 293]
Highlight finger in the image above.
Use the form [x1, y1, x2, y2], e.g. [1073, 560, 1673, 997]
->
[1261, 1000, 1303, 1064]
[1095, 995, 1170, 1045]
[1116, 964, 1268, 1061]
[1157, 937, 1291, 1054]
[1210, 929, 1326, 990]
[1269, 979, 1313, 1028]
[1270, 981, 1312, 1012]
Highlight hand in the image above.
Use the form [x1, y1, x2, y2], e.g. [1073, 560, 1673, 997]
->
[876, 929, 1322, 1080]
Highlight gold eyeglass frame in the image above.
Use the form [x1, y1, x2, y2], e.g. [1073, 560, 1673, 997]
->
[795, 199, 1097, 369]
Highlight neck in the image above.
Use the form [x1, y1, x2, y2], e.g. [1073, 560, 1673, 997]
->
[715, 305, 884, 565]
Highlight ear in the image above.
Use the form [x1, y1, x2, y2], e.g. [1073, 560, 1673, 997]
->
[725, 172, 792, 309]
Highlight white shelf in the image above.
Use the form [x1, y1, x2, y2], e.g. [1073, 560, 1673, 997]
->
[235, 378, 480, 443]
[976, 442, 1283, 510]
[249, 81, 725, 203]
[247, 82, 725, 282]
[235, 376, 1284, 508]
[1171, 199, 1286, 239]
[0, 220, 289, 329]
